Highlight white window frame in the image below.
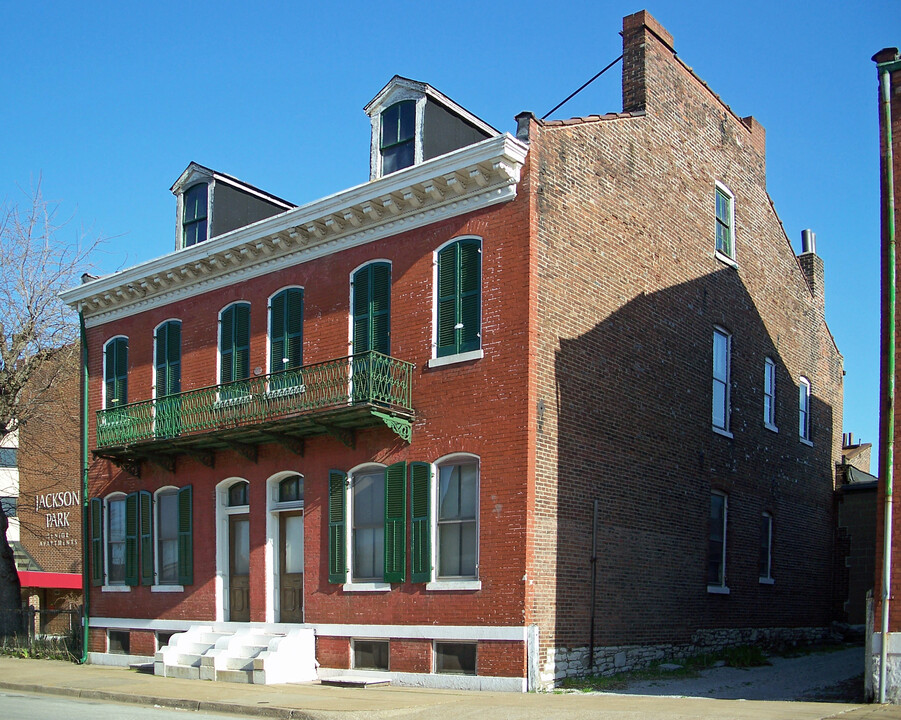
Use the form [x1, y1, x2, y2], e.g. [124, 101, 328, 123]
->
[714, 182, 736, 265]
[152, 319, 182, 401]
[707, 491, 729, 594]
[177, 181, 212, 250]
[799, 376, 812, 445]
[712, 328, 732, 437]
[763, 357, 778, 432]
[103, 492, 129, 591]
[759, 512, 774, 584]
[428, 453, 480, 590]
[153, 486, 182, 591]
[344, 463, 390, 592]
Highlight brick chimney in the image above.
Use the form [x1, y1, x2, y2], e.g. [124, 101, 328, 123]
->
[797, 229, 825, 317]
[622, 10, 675, 114]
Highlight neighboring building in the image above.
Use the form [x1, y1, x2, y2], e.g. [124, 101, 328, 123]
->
[1, 431, 22, 559]
[15, 348, 83, 613]
[834, 433, 876, 627]
[873, 44, 901, 702]
[62, 11, 843, 690]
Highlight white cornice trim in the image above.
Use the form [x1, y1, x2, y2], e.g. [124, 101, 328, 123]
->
[65, 134, 527, 328]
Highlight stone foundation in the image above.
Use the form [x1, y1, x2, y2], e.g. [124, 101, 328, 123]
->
[541, 626, 833, 688]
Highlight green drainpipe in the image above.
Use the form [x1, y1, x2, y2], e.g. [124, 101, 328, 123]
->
[878, 55, 900, 704]
[78, 309, 89, 664]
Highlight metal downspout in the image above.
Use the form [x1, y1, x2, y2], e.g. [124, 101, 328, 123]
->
[879, 60, 898, 704]
[78, 309, 89, 664]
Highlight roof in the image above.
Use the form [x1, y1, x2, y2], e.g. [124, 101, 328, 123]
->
[170, 161, 296, 210]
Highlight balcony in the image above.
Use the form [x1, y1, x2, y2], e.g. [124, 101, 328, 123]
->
[94, 352, 414, 477]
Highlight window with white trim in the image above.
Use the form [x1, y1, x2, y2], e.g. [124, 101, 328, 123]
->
[182, 183, 208, 247]
[434, 237, 482, 360]
[380, 101, 415, 175]
[103, 336, 128, 411]
[715, 183, 735, 260]
[799, 376, 812, 442]
[436, 458, 479, 579]
[759, 512, 774, 583]
[764, 357, 777, 431]
[156, 488, 178, 585]
[106, 494, 127, 585]
[712, 328, 731, 433]
[352, 467, 386, 582]
[435, 642, 476, 675]
[708, 491, 728, 592]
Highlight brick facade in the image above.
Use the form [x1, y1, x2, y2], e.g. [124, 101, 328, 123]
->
[67, 10, 843, 690]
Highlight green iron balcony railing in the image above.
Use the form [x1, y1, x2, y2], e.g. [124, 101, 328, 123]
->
[96, 351, 414, 450]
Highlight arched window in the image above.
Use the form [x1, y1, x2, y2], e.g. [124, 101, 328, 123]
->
[183, 183, 208, 247]
[103, 336, 128, 410]
[219, 303, 251, 393]
[436, 238, 481, 358]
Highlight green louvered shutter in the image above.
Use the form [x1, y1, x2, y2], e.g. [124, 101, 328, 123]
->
[384, 461, 406, 583]
[370, 263, 391, 354]
[220, 306, 235, 384]
[139, 490, 153, 585]
[436, 245, 457, 357]
[270, 289, 303, 377]
[105, 337, 128, 408]
[328, 470, 347, 584]
[234, 304, 250, 382]
[125, 492, 139, 586]
[156, 321, 181, 397]
[90, 498, 103, 586]
[352, 266, 371, 354]
[410, 462, 431, 583]
[459, 240, 482, 353]
[177, 485, 193, 585]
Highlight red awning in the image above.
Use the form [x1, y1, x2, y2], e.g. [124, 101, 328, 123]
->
[17, 570, 82, 590]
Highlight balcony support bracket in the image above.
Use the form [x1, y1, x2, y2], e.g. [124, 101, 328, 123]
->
[148, 453, 176, 474]
[262, 432, 305, 456]
[93, 451, 142, 479]
[185, 449, 215, 469]
[225, 440, 258, 464]
[372, 411, 412, 443]
[315, 423, 355, 449]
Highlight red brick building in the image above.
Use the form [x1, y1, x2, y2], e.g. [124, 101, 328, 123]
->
[62, 11, 843, 690]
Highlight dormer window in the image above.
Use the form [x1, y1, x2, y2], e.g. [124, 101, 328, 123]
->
[380, 101, 415, 175]
[182, 183, 208, 247]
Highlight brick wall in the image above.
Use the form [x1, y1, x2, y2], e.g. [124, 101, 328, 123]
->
[17, 349, 82, 578]
[526, 9, 843, 675]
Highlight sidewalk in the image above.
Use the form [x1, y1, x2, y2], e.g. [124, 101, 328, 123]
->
[1, 656, 901, 720]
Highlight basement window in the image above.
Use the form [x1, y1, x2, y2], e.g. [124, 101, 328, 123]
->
[353, 639, 389, 671]
[435, 642, 476, 675]
[108, 630, 130, 654]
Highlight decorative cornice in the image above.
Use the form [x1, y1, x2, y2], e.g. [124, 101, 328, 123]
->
[64, 134, 528, 328]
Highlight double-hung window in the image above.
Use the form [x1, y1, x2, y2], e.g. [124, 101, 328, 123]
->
[380, 101, 415, 175]
[351, 262, 391, 402]
[328, 463, 406, 587]
[269, 288, 304, 393]
[106, 495, 127, 585]
[182, 183, 208, 247]
[220, 303, 251, 399]
[157, 489, 179, 585]
[712, 328, 731, 434]
[715, 183, 735, 261]
[799, 376, 812, 443]
[763, 357, 777, 431]
[708, 492, 728, 593]
[436, 459, 479, 579]
[436, 238, 482, 359]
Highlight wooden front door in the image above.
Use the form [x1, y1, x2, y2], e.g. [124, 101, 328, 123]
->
[279, 511, 304, 623]
[229, 515, 250, 622]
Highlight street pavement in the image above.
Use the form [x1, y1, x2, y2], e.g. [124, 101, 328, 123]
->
[1, 656, 901, 720]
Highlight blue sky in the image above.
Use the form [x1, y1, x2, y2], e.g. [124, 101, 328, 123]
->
[2, 1, 897, 463]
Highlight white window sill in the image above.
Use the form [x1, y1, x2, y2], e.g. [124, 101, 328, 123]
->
[426, 580, 482, 591]
[714, 250, 738, 269]
[427, 349, 484, 369]
[343, 582, 392, 593]
[707, 585, 731, 595]
[764, 422, 779, 433]
[712, 426, 733, 439]
[800, 437, 814, 447]
[151, 584, 185, 593]
[759, 577, 775, 585]
[101, 585, 131, 593]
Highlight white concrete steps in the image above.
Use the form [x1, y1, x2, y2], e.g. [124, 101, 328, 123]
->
[155, 624, 316, 685]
